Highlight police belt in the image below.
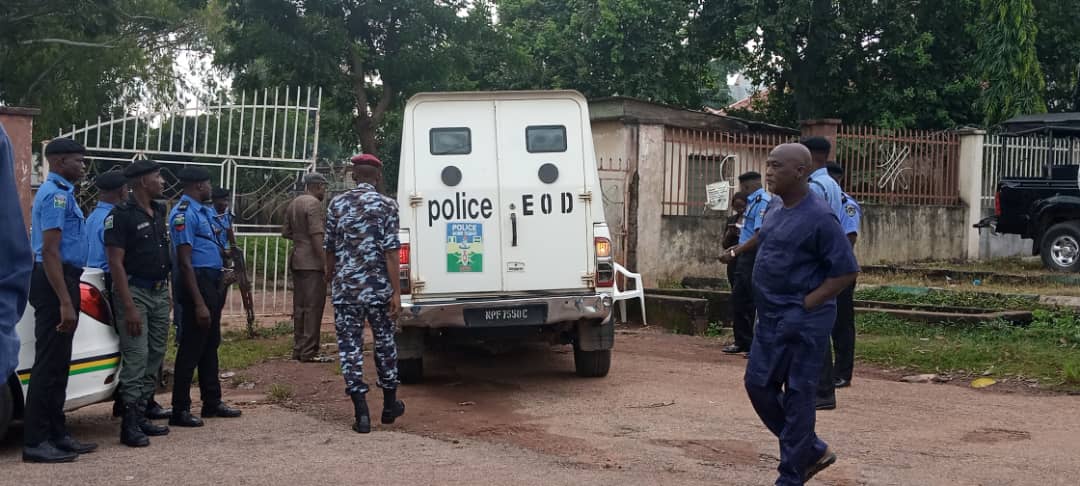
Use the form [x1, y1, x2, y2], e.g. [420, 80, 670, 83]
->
[128, 275, 169, 291]
[193, 267, 224, 280]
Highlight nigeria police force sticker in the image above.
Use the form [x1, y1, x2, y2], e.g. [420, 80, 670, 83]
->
[447, 222, 483, 273]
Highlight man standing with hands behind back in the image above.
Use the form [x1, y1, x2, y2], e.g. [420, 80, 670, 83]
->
[744, 143, 859, 485]
[283, 172, 330, 363]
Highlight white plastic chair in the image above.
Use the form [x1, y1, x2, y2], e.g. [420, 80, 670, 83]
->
[612, 263, 647, 326]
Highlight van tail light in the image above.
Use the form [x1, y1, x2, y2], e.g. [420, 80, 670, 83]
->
[595, 237, 615, 288]
[80, 282, 113, 325]
[399, 243, 412, 295]
[994, 190, 1002, 217]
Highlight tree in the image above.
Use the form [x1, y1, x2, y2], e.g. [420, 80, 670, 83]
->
[1032, 0, 1080, 111]
[497, 0, 719, 108]
[0, 0, 207, 141]
[976, 0, 1046, 126]
[214, 0, 471, 157]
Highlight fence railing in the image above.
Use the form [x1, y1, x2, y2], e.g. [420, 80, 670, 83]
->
[981, 135, 1080, 208]
[836, 126, 961, 205]
[662, 127, 795, 216]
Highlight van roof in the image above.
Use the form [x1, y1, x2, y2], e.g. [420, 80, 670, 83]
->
[407, 90, 588, 105]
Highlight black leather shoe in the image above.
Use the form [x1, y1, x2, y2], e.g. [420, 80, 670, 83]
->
[145, 399, 172, 420]
[804, 449, 837, 482]
[54, 436, 98, 454]
[722, 344, 746, 354]
[22, 442, 78, 463]
[201, 402, 242, 418]
[381, 389, 405, 425]
[169, 410, 205, 427]
[834, 378, 851, 388]
[815, 398, 837, 411]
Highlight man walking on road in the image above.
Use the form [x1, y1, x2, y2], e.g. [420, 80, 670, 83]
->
[23, 138, 95, 463]
[106, 160, 173, 447]
[324, 154, 405, 433]
[720, 172, 771, 355]
[283, 172, 330, 363]
[827, 163, 861, 388]
[744, 143, 858, 485]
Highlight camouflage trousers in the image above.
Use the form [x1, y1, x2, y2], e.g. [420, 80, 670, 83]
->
[333, 304, 400, 395]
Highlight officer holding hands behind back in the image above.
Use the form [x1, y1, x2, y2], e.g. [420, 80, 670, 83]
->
[168, 167, 241, 427]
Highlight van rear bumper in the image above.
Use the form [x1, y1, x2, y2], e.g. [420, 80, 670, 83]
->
[400, 293, 614, 328]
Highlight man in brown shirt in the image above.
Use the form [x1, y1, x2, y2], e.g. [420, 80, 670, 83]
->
[283, 172, 330, 362]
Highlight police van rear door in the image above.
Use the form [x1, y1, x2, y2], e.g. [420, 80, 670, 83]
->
[412, 99, 504, 295]
[495, 97, 591, 293]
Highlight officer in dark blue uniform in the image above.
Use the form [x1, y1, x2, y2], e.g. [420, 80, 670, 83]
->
[721, 171, 771, 355]
[211, 187, 237, 250]
[168, 167, 241, 427]
[85, 171, 128, 277]
[0, 122, 32, 411]
[744, 144, 859, 485]
[23, 138, 96, 463]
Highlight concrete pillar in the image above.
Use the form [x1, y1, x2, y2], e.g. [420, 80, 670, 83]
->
[956, 128, 986, 260]
[0, 107, 41, 233]
[635, 124, 665, 287]
[799, 119, 842, 159]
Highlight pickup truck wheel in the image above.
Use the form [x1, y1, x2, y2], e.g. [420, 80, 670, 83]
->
[1041, 222, 1080, 272]
[573, 347, 611, 378]
[398, 358, 424, 384]
[1, 381, 13, 440]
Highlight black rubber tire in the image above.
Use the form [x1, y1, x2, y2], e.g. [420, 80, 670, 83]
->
[573, 348, 611, 378]
[398, 358, 424, 384]
[1, 381, 13, 441]
[1040, 222, 1080, 272]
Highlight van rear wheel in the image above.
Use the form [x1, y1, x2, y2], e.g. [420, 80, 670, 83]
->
[573, 347, 611, 378]
[399, 358, 424, 384]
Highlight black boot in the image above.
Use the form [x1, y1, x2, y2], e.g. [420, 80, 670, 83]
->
[120, 402, 150, 447]
[381, 388, 405, 425]
[169, 410, 204, 428]
[136, 400, 170, 437]
[145, 398, 172, 420]
[350, 392, 371, 434]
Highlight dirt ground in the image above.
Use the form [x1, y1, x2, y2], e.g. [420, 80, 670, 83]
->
[4, 325, 1080, 486]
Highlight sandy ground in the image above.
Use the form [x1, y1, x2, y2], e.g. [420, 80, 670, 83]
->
[3, 326, 1080, 486]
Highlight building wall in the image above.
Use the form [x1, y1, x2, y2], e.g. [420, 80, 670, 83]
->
[0, 108, 38, 232]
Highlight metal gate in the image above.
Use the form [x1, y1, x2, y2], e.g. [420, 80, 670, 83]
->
[45, 87, 323, 319]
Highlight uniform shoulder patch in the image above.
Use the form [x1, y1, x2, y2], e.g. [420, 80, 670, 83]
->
[53, 193, 67, 208]
[104, 215, 114, 230]
[172, 213, 186, 230]
[845, 205, 857, 217]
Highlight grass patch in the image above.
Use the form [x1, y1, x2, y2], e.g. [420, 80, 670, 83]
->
[267, 383, 294, 403]
[705, 322, 725, 338]
[858, 272, 1080, 298]
[165, 321, 295, 370]
[856, 310, 1080, 391]
[855, 287, 1041, 310]
[907, 258, 1046, 275]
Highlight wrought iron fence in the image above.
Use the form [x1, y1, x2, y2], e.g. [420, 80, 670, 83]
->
[836, 126, 961, 205]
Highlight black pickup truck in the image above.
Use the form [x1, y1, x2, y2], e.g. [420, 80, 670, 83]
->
[978, 165, 1080, 271]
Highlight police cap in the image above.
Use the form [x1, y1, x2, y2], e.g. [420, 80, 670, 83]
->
[177, 166, 211, 184]
[211, 187, 230, 200]
[94, 171, 127, 191]
[738, 171, 762, 183]
[302, 172, 328, 185]
[45, 138, 86, 156]
[350, 153, 383, 168]
[800, 136, 831, 155]
[124, 160, 161, 178]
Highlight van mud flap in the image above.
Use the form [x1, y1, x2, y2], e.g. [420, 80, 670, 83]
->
[576, 318, 614, 352]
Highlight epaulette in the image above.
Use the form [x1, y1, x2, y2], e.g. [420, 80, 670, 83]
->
[177, 199, 190, 211]
[52, 179, 70, 191]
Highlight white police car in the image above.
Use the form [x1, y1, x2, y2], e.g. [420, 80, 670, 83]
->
[1, 268, 120, 439]
[395, 90, 618, 381]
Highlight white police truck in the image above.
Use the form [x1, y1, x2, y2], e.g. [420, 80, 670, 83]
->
[395, 90, 617, 381]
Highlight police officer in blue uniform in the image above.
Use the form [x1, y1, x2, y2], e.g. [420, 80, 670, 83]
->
[0, 122, 33, 416]
[85, 171, 128, 279]
[802, 137, 846, 411]
[828, 163, 862, 388]
[23, 138, 96, 463]
[744, 144, 859, 485]
[720, 171, 771, 355]
[169, 167, 241, 427]
[325, 153, 405, 433]
[211, 187, 238, 250]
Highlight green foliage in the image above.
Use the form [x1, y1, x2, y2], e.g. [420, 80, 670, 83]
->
[705, 322, 725, 338]
[1032, 0, 1080, 111]
[976, 0, 1047, 126]
[854, 287, 1041, 310]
